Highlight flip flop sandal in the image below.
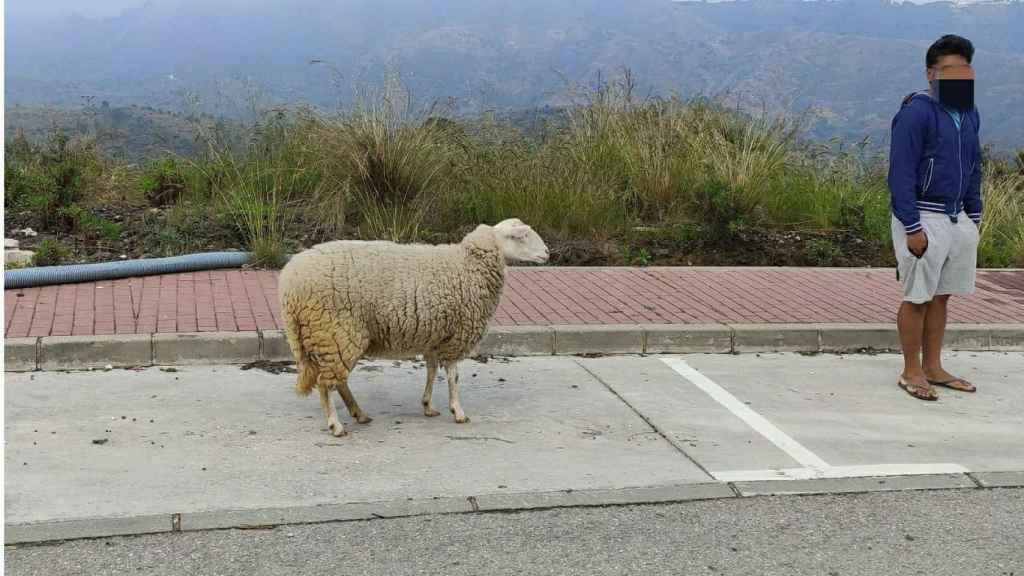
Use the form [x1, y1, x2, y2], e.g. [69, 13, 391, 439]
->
[927, 378, 976, 393]
[899, 377, 938, 401]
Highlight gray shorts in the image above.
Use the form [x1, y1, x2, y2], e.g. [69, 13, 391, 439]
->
[891, 211, 979, 304]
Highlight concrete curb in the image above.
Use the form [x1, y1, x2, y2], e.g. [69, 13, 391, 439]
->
[5, 323, 1024, 372]
[731, 473, 976, 497]
[471, 483, 733, 512]
[4, 337, 39, 371]
[970, 471, 1024, 488]
[40, 334, 152, 371]
[6, 472, 1021, 544]
[179, 496, 472, 533]
[6, 514, 173, 544]
[153, 332, 260, 365]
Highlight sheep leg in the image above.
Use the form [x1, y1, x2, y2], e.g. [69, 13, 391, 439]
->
[422, 357, 441, 417]
[445, 362, 469, 424]
[335, 374, 372, 424]
[318, 381, 346, 437]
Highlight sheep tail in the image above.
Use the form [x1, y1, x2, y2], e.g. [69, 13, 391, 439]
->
[295, 358, 318, 397]
[283, 307, 317, 397]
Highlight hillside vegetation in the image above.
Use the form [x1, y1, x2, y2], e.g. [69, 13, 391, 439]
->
[5, 77, 1024, 271]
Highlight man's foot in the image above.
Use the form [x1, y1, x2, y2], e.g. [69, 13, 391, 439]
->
[926, 377, 976, 392]
[898, 375, 938, 401]
[924, 368, 977, 392]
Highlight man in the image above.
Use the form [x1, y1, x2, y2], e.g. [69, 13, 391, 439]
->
[888, 34, 982, 401]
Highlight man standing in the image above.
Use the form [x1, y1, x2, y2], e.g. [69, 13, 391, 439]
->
[888, 34, 982, 401]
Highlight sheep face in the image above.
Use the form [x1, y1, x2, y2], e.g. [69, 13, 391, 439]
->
[494, 218, 549, 264]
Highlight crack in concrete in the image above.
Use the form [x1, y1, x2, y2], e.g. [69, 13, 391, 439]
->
[573, 358, 718, 481]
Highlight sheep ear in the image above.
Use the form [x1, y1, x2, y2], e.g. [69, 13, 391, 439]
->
[496, 218, 524, 228]
[501, 225, 528, 240]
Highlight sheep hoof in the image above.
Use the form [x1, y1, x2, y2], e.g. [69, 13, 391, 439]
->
[424, 408, 441, 418]
[329, 422, 348, 437]
[356, 414, 373, 424]
[454, 415, 470, 424]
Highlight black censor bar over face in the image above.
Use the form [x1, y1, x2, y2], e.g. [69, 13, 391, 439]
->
[930, 63, 975, 111]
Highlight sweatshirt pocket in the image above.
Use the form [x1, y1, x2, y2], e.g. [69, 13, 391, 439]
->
[920, 157, 935, 193]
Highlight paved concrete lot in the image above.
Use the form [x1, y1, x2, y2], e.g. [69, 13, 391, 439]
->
[5, 352, 1022, 536]
[680, 352, 1024, 476]
[4, 357, 707, 525]
[582, 352, 1024, 481]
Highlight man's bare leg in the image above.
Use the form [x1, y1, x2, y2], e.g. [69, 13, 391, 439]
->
[897, 300, 937, 400]
[922, 295, 976, 392]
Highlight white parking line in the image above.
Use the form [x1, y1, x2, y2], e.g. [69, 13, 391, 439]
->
[662, 357, 830, 471]
[661, 357, 970, 482]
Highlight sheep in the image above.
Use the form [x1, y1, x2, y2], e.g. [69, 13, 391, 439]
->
[278, 218, 550, 437]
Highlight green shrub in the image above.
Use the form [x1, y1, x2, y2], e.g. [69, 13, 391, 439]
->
[4, 129, 106, 233]
[141, 202, 235, 257]
[56, 205, 122, 242]
[32, 239, 72, 266]
[139, 157, 186, 206]
[621, 244, 653, 266]
[804, 238, 843, 267]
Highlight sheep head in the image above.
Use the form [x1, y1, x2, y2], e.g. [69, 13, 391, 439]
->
[492, 218, 549, 264]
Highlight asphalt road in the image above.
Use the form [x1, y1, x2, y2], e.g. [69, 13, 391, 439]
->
[6, 487, 1022, 576]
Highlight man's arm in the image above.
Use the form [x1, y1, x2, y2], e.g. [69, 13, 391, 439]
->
[887, 101, 927, 235]
[964, 108, 983, 225]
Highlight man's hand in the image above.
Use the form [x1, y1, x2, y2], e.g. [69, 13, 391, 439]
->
[907, 230, 929, 258]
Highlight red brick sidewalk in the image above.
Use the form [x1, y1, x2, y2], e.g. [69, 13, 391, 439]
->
[5, 268, 1024, 338]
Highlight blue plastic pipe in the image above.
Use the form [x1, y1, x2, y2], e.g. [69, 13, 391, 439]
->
[4, 252, 254, 289]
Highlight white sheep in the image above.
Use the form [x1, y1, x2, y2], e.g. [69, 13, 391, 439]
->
[278, 218, 549, 437]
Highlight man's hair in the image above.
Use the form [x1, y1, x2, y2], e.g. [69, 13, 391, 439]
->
[926, 35, 974, 68]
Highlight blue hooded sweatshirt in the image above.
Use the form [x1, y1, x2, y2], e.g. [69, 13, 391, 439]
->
[887, 91, 983, 235]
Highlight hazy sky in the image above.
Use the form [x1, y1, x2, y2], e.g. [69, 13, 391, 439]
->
[6, 0, 149, 18]
[5, 0, 993, 19]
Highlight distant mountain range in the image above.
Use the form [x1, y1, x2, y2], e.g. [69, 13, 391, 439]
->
[4, 104, 204, 162]
[6, 0, 1024, 150]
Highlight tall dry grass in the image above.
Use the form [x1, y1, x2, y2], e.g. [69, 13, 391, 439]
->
[24, 71, 1020, 269]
